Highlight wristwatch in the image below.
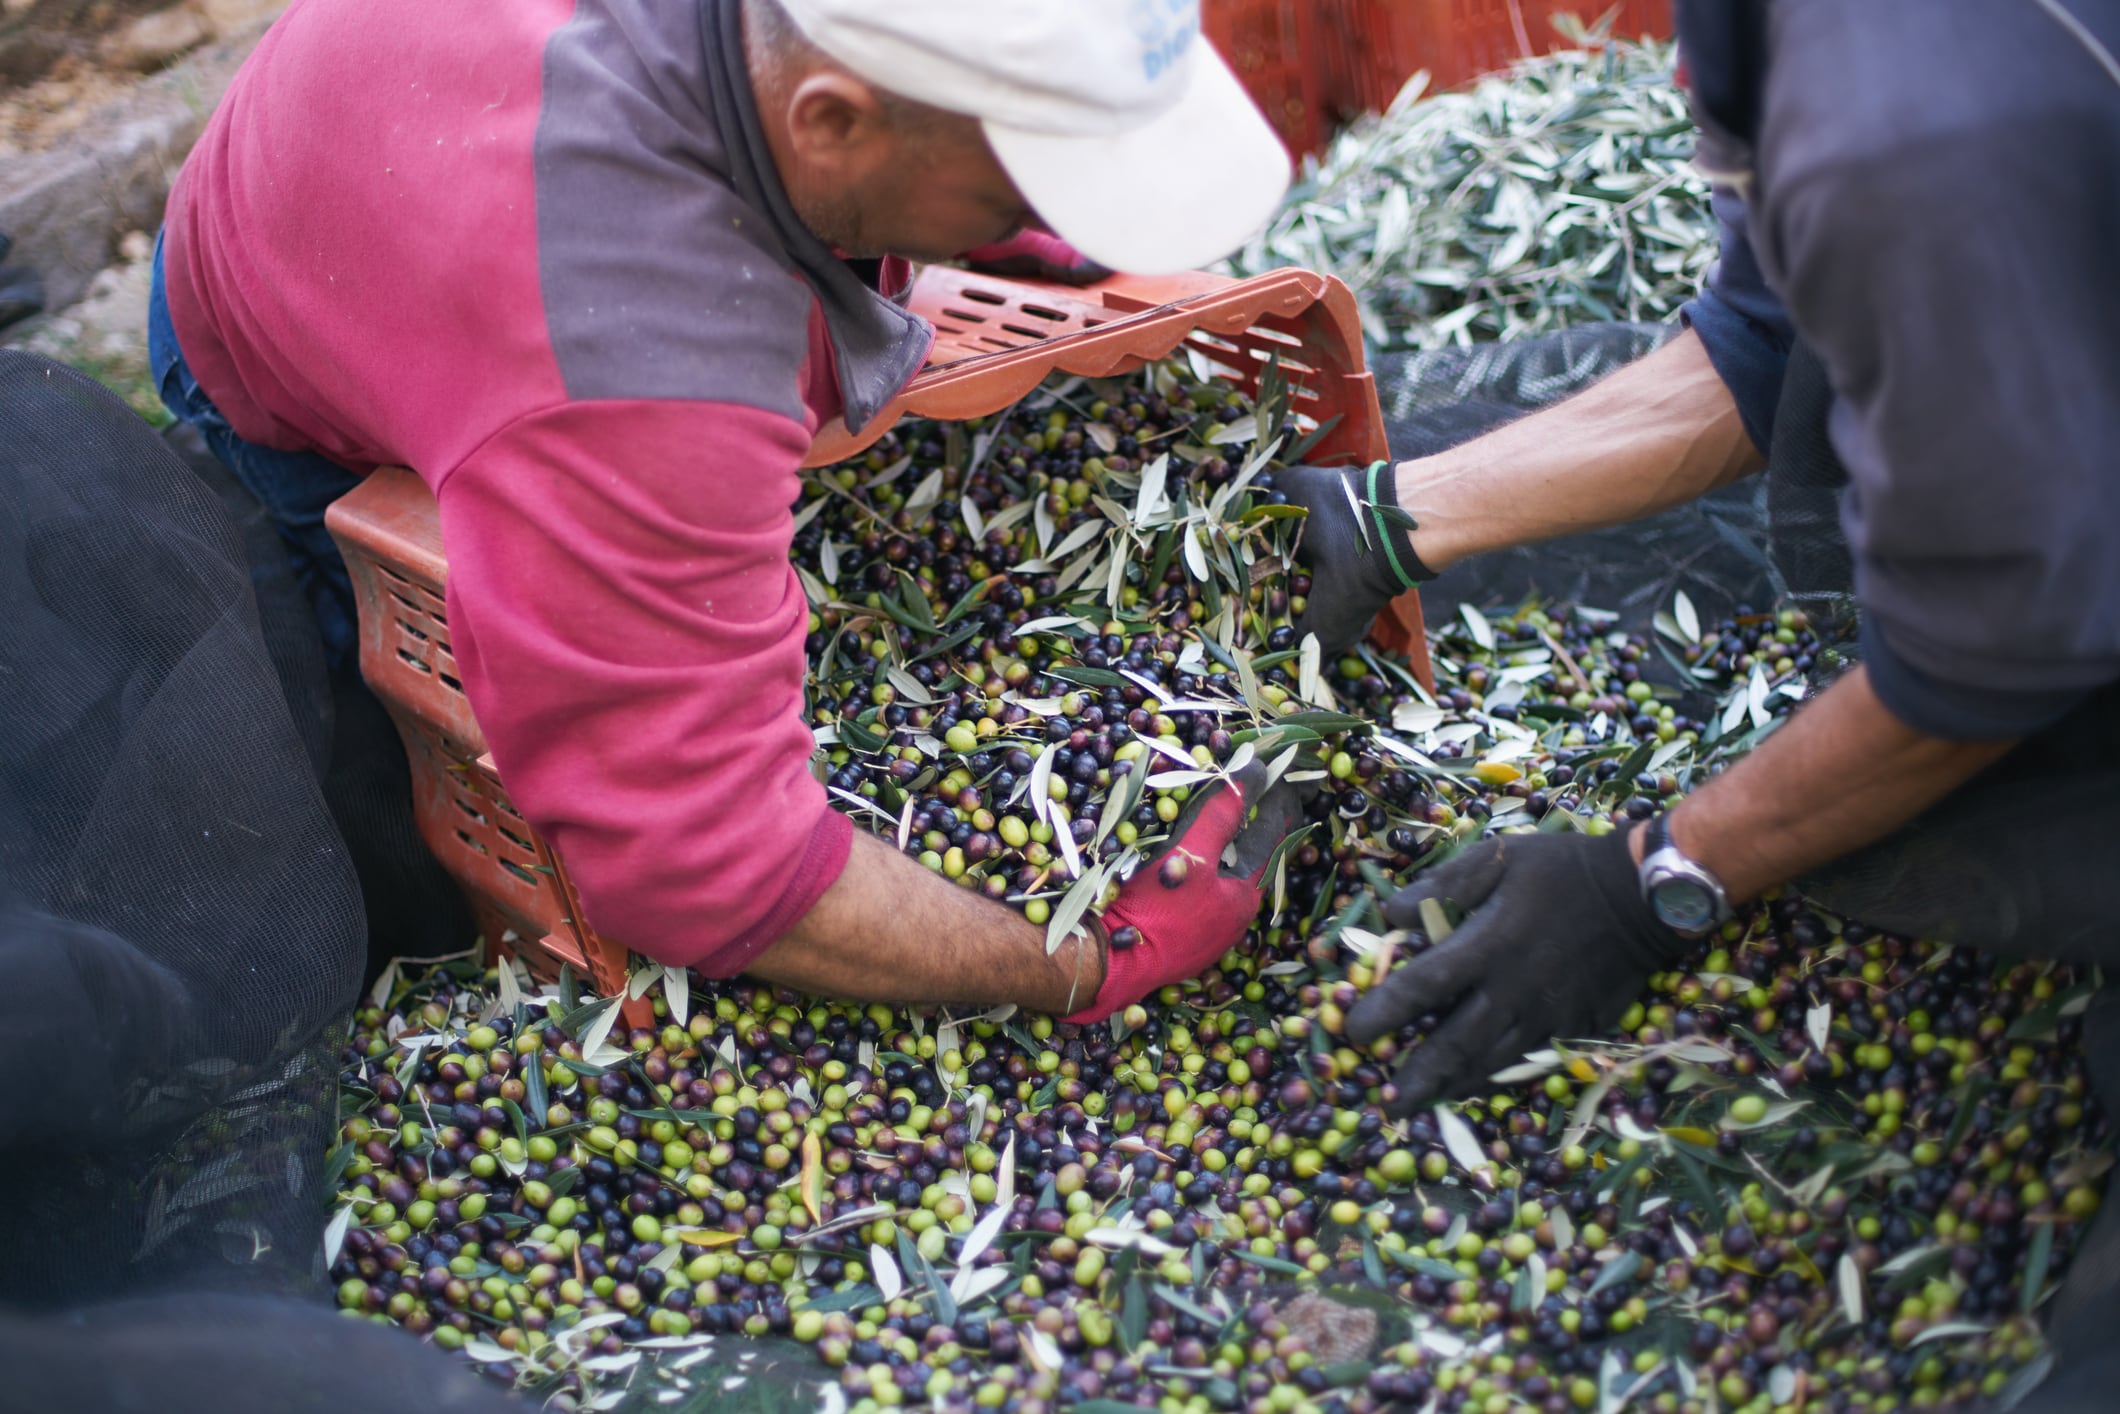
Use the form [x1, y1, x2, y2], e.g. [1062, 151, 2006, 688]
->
[1638, 815, 1731, 939]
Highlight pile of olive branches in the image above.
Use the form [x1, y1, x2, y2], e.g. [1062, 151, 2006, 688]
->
[1227, 29, 1717, 351]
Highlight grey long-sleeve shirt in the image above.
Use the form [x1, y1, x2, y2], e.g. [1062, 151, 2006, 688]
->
[1676, 0, 2120, 739]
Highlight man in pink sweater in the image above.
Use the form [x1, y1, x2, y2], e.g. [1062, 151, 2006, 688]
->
[150, 0, 1294, 1020]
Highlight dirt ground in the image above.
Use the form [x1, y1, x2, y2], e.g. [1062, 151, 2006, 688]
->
[0, 0, 187, 153]
[0, 0, 282, 413]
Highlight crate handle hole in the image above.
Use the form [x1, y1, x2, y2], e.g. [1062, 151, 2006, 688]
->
[499, 826, 533, 853]
[440, 671, 464, 694]
[453, 797, 487, 823]
[396, 618, 430, 642]
[939, 307, 989, 326]
[454, 829, 490, 856]
[1017, 304, 1070, 323]
[958, 288, 1007, 306]
[396, 648, 434, 674]
[500, 858, 539, 886]
[1241, 346, 1317, 376]
[999, 323, 1051, 341]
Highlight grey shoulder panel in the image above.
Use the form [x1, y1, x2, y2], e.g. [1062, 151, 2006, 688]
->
[533, 0, 812, 418]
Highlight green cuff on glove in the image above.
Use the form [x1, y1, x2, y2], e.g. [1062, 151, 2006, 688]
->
[1360, 460, 1433, 592]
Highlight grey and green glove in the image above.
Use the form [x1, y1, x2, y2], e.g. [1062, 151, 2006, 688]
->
[1278, 460, 1436, 657]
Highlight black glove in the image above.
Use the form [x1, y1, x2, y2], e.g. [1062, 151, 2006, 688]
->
[1277, 461, 1435, 657]
[1345, 829, 1689, 1115]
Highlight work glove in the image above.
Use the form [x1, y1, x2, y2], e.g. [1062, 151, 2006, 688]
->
[1278, 461, 1435, 658]
[962, 230, 1112, 287]
[1063, 762, 1308, 1023]
[1344, 829, 1691, 1115]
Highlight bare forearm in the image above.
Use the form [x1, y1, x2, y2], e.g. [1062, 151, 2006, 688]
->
[1643, 667, 2015, 901]
[747, 830, 1107, 1012]
[1396, 328, 1762, 572]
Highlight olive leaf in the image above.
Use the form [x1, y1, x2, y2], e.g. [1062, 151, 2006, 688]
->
[322, 1204, 354, 1268]
[1838, 1252, 1865, 1327]
[578, 997, 626, 1067]
[2020, 1221, 2056, 1316]
[870, 1242, 903, 1302]
[1229, 36, 1709, 350]
[1434, 1104, 1487, 1173]
[1672, 590, 1701, 644]
[1459, 604, 1496, 653]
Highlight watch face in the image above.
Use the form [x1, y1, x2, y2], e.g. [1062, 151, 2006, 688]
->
[1651, 877, 1717, 933]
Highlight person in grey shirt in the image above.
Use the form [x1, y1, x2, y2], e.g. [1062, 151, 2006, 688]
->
[1282, 2, 2120, 1406]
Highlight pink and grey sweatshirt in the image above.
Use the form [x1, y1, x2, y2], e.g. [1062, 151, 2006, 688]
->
[160, 0, 935, 975]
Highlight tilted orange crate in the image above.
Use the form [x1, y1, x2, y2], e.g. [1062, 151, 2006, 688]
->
[328, 265, 1430, 1013]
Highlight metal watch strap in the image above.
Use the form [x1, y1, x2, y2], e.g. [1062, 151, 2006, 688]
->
[1640, 814, 1732, 937]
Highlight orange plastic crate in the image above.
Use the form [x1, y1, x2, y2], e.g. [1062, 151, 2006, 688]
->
[328, 265, 1429, 1002]
[329, 475, 646, 1021]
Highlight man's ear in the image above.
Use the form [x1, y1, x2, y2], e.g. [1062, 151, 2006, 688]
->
[784, 72, 892, 172]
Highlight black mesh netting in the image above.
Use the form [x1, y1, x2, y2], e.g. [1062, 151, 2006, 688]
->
[0, 351, 516, 1407]
[6, 321, 2110, 1406]
[0, 1293, 528, 1412]
[159, 421, 478, 977]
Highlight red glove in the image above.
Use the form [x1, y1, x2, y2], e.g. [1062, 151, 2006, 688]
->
[961, 230, 1112, 287]
[1062, 766, 1306, 1024]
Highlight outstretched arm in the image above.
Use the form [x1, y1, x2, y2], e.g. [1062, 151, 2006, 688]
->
[1393, 327, 1761, 574]
[748, 830, 1107, 1013]
[1284, 329, 1763, 654]
[1646, 665, 2014, 898]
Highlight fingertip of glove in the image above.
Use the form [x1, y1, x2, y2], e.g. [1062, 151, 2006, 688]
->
[1379, 887, 1436, 931]
[1378, 1079, 1429, 1121]
[1387, 1064, 1446, 1117]
[1341, 996, 1395, 1047]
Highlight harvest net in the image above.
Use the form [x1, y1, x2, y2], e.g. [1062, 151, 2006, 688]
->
[11, 304, 2113, 1411]
[0, 350, 509, 1405]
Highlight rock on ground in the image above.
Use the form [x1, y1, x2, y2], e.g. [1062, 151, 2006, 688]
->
[4, 230, 163, 424]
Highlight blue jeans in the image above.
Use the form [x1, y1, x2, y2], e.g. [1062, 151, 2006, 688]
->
[148, 236, 363, 670]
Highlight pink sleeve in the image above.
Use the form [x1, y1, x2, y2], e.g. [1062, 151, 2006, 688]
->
[960, 230, 1087, 267]
[434, 399, 850, 976]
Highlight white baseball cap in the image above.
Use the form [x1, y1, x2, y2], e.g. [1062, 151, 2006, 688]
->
[772, 0, 1293, 276]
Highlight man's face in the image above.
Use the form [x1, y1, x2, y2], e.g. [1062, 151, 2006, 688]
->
[794, 115, 1034, 263]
